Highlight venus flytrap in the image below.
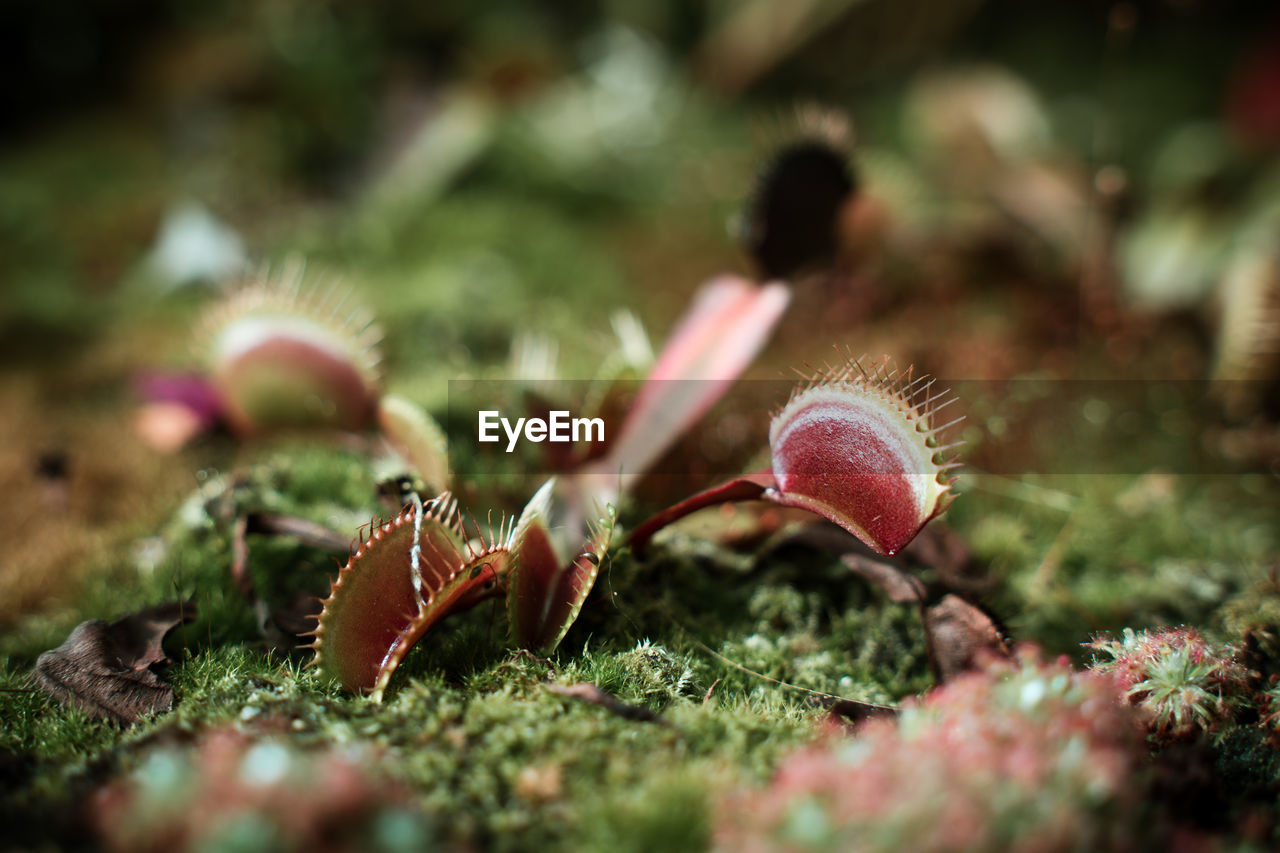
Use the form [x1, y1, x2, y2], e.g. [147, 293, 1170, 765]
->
[139, 261, 454, 493]
[630, 355, 961, 557]
[309, 352, 963, 699]
[307, 273, 790, 698]
[307, 492, 516, 700]
[507, 480, 615, 652]
[198, 261, 385, 436]
[307, 481, 616, 699]
[202, 265, 453, 492]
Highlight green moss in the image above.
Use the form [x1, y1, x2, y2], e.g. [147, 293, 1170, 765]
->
[0, 525, 840, 851]
[950, 473, 1280, 657]
[577, 768, 711, 853]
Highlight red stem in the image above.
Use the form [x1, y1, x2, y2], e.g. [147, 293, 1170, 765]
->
[627, 471, 776, 554]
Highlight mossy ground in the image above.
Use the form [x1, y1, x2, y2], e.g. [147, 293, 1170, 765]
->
[3, 432, 1277, 849]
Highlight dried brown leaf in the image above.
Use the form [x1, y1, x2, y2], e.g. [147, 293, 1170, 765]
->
[32, 600, 196, 724]
[923, 594, 1011, 681]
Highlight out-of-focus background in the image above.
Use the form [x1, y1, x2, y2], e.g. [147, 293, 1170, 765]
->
[4, 0, 1277, 352]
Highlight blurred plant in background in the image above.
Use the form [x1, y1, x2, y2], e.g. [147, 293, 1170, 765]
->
[715, 650, 1154, 853]
[1088, 626, 1253, 742]
[90, 728, 431, 853]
